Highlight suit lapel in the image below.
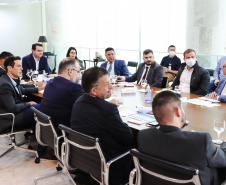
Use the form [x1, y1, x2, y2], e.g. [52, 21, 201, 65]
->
[30, 54, 36, 70]
[6, 75, 23, 100]
[114, 60, 118, 75]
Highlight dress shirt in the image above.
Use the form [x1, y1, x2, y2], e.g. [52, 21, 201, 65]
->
[179, 66, 194, 93]
[138, 65, 151, 84]
[32, 55, 40, 71]
[221, 85, 226, 95]
[8, 75, 19, 94]
[214, 56, 226, 80]
[106, 61, 115, 76]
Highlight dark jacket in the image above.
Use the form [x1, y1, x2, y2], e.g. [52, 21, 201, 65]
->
[0, 67, 6, 77]
[0, 74, 38, 133]
[171, 62, 210, 95]
[126, 61, 163, 87]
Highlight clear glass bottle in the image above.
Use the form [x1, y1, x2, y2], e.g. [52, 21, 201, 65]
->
[145, 84, 152, 104]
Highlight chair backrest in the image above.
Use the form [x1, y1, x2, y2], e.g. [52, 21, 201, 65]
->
[130, 149, 201, 185]
[59, 124, 106, 183]
[206, 69, 214, 77]
[161, 76, 168, 88]
[127, 61, 138, 69]
[31, 107, 57, 151]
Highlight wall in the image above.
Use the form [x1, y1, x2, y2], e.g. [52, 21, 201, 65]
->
[0, 3, 43, 57]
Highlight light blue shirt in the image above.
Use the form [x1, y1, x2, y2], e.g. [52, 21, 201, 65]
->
[214, 56, 226, 80]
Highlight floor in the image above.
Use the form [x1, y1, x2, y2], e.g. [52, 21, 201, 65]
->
[0, 133, 74, 185]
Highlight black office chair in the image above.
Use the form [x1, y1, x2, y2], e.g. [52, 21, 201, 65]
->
[127, 61, 138, 75]
[161, 76, 169, 88]
[31, 107, 74, 185]
[129, 149, 201, 185]
[59, 124, 130, 185]
[0, 113, 39, 163]
[206, 69, 214, 77]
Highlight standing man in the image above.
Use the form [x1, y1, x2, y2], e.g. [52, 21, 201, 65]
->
[22, 43, 49, 79]
[208, 55, 226, 93]
[70, 67, 134, 185]
[160, 45, 181, 82]
[0, 56, 39, 133]
[138, 91, 226, 185]
[100, 47, 129, 76]
[0, 51, 13, 77]
[170, 49, 210, 95]
[117, 49, 163, 87]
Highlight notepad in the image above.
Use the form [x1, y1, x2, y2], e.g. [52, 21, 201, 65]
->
[128, 113, 156, 123]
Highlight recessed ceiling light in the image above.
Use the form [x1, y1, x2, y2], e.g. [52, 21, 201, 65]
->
[0, 3, 8, 5]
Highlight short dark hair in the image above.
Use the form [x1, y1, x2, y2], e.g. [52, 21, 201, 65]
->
[58, 57, 77, 74]
[66, 47, 78, 59]
[0, 51, 13, 59]
[82, 67, 108, 93]
[152, 91, 181, 124]
[105, 47, 114, 53]
[143, 49, 153, 55]
[32, 43, 43, 50]
[183, 49, 196, 58]
[168, 45, 175, 50]
[4, 56, 21, 72]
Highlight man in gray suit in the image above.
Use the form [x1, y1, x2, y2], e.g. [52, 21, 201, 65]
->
[117, 49, 163, 87]
[138, 91, 226, 185]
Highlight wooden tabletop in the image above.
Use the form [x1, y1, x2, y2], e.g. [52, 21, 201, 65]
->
[28, 80, 226, 140]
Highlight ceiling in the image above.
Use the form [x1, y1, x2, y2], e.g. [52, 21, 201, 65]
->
[0, 0, 49, 6]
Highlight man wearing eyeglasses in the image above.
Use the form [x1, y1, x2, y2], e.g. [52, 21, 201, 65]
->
[38, 58, 84, 159]
[207, 61, 226, 102]
[70, 67, 134, 185]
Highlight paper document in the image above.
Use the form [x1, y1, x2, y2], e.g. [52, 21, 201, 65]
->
[128, 113, 156, 123]
[39, 90, 44, 94]
[121, 88, 136, 94]
[187, 98, 220, 107]
[197, 97, 220, 103]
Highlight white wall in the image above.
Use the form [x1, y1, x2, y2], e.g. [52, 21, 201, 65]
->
[0, 3, 43, 57]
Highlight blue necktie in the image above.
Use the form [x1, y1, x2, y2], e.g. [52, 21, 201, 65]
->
[108, 63, 112, 75]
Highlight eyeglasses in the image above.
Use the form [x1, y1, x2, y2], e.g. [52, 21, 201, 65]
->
[223, 66, 226, 68]
[72, 69, 80, 74]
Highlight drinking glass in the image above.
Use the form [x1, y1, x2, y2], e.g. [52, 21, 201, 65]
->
[175, 85, 181, 94]
[27, 69, 33, 82]
[213, 119, 225, 144]
[111, 86, 117, 97]
[32, 73, 38, 87]
[141, 79, 147, 89]
[111, 75, 117, 86]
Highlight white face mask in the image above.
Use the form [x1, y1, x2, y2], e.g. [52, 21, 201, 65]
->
[185, 58, 196, 67]
[169, 51, 176, 56]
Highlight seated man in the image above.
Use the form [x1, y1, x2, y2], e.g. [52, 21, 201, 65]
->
[100, 47, 129, 76]
[138, 91, 226, 185]
[22, 43, 49, 79]
[117, 49, 163, 87]
[170, 49, 210, 95]
[40, 57, 84, 134]
[70, 67, 134, 185]
[160, 45, 181, 82]
[0, 51, 13, 77]
[0, 56, 39, 133]
[207, 61, 226, 102]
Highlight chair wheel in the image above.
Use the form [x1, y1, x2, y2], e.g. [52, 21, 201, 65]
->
[28, 145, 33, 149]
[56, 166, 62, 171]
[35, 157, 40, 163]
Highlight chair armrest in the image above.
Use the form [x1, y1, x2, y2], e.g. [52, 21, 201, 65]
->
[0, 113, 15, 133]
[129, 168, 136, 185]
[55, 135, 64, 160]
[106, 150, 130, 168]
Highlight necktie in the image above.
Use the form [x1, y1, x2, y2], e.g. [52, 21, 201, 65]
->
[108, 62, 112, 75]
[142, 67, 149, 80]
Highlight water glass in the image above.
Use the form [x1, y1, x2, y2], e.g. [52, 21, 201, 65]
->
[213, 119, 225, 144]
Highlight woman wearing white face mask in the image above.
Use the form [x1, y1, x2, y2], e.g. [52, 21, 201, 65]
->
[168, 49, 210, 95]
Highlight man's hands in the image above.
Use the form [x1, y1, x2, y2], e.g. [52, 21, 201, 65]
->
[28, 101, 37, 106]
[207, 92, 218, 100]
[109, 98, 119, 107]
[117, 76, 123, 82]
[214, 79, 219, 86]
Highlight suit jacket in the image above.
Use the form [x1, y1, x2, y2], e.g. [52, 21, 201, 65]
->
[40, 76, 84, 134]
[22, 53, 49, 79]
[215, 77, 226, 102]
[100, 59, 129, 76]
[171, 62, 210, 95]
[138, 125, 226, 185]
[0, 67, 6, 77]
[0, 74, 38, 133]
[125, 62, 163, 87]
[70, 94, 134, 184]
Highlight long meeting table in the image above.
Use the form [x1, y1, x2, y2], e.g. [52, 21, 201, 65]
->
[29, 81, 226, 142]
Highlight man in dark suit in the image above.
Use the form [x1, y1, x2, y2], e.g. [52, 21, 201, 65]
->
[138, 91, 226, 185]
[0, 56, 39, 133]
[70, 67, 134, 185]
[0, 51, 13, 77]
[22, 43, 49, 79]
[117, 49, 163, 87]
[100, 47, 129, 76]
[40, 57, 84, 134]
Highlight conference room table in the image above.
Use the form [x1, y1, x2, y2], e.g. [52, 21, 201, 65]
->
[28, 80, 226, 142]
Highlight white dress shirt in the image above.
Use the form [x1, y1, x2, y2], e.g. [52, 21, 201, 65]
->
[33, 55, 40, 71]
[220, 84, 226, 95]
[8, 75, 19, 94]
[138, 65, 151, 84]
[106, 61, 115, 76]
[179, 66, 194, 93]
